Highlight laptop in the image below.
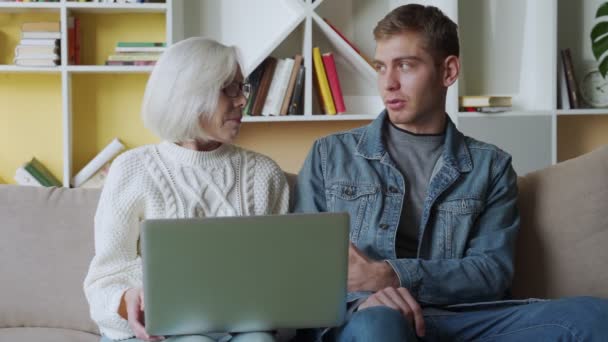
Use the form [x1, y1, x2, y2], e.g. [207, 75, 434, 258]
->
[141, 212, 349, 336]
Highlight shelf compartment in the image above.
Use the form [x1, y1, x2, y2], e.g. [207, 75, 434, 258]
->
[0, 73, 63, 184]
[557, 115, 608, 162]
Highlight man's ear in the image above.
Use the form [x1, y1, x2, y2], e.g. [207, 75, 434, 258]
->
[442, 55, 460, 87]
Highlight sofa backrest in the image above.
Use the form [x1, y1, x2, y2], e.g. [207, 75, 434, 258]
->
[0, 185, 101, 334]
[512, 145, 608, 299]
[0, 146, 606, 332]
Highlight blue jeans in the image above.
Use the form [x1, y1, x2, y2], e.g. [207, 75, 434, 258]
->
[326, 297, 608, 341]
[100, 332, 275, 342]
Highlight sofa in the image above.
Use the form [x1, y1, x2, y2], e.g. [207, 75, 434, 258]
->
[1, 146, 607, 342]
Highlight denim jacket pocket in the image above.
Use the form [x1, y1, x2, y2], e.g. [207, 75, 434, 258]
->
[435, 198, 484, 258]
[327, 183, 379, 244]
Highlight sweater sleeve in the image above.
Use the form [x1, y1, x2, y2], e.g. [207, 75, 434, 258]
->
[253, 154, 290, 215]
[83, 152, 145, 340]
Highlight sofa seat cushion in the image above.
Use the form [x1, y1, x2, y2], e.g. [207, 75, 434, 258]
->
[0, 327, 99, 342]
[513, 145, 608, 299]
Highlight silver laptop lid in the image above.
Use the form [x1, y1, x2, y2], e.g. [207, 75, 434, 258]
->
[141, 212, 348, 336]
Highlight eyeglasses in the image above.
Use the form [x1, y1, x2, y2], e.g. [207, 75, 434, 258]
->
[222, 81, 251, 99]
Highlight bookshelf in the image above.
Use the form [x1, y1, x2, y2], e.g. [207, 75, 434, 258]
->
[173, 0, 606, 176]
[1, 0, 607, 185]
[0, 0, 172, 186]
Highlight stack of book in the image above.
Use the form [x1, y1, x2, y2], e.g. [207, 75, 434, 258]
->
[105, 42, 165, 66]
[312, 47, 346, 115]
[459, 96, 512, 113]
[14, 158, 61, 187]
[244, 54, 305, 116]
[14, 22, 61, 67]
[72, 138, 125, 188]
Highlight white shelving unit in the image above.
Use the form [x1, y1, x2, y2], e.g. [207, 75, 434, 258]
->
[3, 0, 607, 185]
[0, 0, 173, 187]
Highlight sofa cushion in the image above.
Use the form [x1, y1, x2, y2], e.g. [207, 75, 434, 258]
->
[513, 145, 608, 299]
[0, 185, 101, 335]
[0, 327, 99, 342]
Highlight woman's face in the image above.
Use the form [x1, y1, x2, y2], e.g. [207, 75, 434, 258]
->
[199, 70, 247, 144]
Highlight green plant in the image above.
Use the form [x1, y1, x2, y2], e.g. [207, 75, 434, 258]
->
[591, 2, 608, 77]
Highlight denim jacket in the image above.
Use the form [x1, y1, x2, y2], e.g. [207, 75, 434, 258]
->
[293, 111, 520, 307]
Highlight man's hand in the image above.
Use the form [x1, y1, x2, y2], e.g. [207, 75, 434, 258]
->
[359, 287, 426, 337]
[348, 243, 399, 292]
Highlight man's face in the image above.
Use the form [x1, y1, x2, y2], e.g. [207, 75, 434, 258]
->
[373, 31, 446, 131]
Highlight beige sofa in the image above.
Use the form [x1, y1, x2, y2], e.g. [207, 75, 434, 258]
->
[1, 146, 607, 342]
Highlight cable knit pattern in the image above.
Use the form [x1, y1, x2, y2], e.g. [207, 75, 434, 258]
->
[83, 141, 290, 341]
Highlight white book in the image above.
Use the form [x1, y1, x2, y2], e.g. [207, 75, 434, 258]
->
[19, 39, 59, 47]
[261, 59, 287, 116]
[14, 167, 43, 187]
[14, 59, 59, 67]
[72, 138, 125, 187]
[270, 57, 295, 116]
[15, 53, 60, 60]
[22, 31, 61, 39]
[115, 46, 166, 53]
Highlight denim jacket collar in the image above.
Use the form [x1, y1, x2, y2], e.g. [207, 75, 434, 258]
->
[355, 110, 472, 173]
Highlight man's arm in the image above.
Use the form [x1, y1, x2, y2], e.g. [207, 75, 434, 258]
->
[386, 158, 520, 306]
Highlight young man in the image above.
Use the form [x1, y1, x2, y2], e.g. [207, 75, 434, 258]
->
[294, 4, 608, 342]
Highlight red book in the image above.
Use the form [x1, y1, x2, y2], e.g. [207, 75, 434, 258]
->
[322, 52, 346, 114]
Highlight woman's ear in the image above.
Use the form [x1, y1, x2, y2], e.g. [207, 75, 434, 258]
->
[442, 55, 460, 87]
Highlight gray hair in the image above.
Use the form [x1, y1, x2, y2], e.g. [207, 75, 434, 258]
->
[141, 37, 240, 142]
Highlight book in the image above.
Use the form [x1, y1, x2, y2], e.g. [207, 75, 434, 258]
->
[19, 38, 59, 46]
[22, 31, 61, 39]
[561, 48, 582, 109]
[14, 167, 43, 187]
[30, 157, 61, 186]
[458, 96, 512, 108]
[312, 47, 336, 115]
[288, 66, 305, 115]
[105, 60, 156, 66]
[243, 59, 267, 115]
[23, 162, 50, 186]
[79, 162, 111, 188]
[251, 57, 277, 116]
[322, 52, 346, 114]
[15, 45, 58, 56]
[22, 22, 60, 32]
[72, 138, 125, 187]
[117, 42, 166, 48]
[462, 106, 512, 113]
[115, 46, 166, 53]
[107, 53, 161, 61]
[262, 58, 294, 116]
[558, 55, 571, 110]
[280, 54, 303, 115]
[14, 59, 59, 67]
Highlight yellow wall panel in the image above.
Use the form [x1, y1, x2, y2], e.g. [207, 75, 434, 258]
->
[76, 13, 166, 65]
[558, 115, 608, 162]
[235, 121, 370, 173]
[72, 73, 159, 174]
[0, 73, 62, 184]
[0, 12, 61, 65]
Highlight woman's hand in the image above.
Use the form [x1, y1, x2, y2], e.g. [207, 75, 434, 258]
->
[123, 287, 165, 341]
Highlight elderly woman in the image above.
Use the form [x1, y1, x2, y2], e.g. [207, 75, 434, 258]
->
[84, 37, 289, 342]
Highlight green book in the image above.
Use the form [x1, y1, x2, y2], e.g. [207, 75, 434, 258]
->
[24, 162, 51, 187]
[30, 157, 62, 186]
[116, 42, 166, 48]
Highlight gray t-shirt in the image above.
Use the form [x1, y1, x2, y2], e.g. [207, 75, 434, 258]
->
[385, 121, 445, 258]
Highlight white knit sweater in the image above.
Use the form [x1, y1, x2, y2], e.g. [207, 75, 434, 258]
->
[83, 141, 290, 340]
